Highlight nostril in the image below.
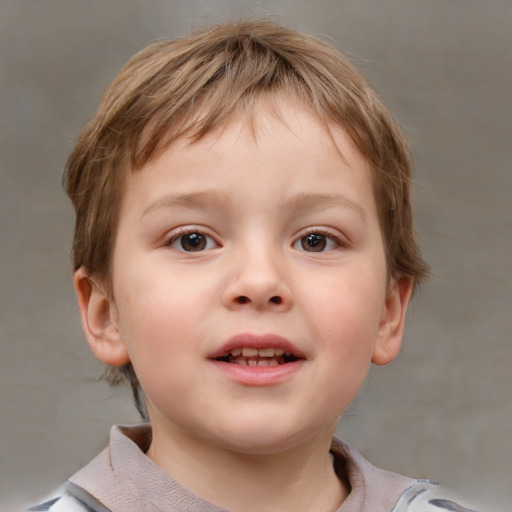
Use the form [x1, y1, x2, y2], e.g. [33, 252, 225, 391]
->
[232, 295, 285, 306]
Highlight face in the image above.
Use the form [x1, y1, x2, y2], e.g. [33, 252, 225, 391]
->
[81, 102, 410, 456]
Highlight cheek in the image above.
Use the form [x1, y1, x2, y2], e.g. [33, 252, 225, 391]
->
[302, 266, 387, 411]
[312, 297, 380, 414]
[115, 256, 205, 330]
[308, 273, 385, 341]
[116, 293, 201, 412]
[117, 292, 193, 357]
[112, 260, 217, 380]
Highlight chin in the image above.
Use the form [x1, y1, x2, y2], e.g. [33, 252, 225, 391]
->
[207, 418, 331, 456]
[219, 435, 302, 456]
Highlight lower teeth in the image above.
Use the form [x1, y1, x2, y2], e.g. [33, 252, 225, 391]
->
[216, 353, 298, 365]
[235, 358, 279, 366]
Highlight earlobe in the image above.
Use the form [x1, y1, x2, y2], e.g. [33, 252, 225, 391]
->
[73, 267, 130, 366]
[371, 278, 414, 366]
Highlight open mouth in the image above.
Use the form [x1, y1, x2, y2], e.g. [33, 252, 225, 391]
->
[215, 347, 301, 367]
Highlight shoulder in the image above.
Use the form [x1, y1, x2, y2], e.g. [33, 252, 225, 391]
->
[26, 482, 111, 512]
[331, 438, 483, 512]
[393, 480, 482, 512]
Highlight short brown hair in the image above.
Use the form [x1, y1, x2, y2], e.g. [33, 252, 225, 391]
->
[65, 20, 429, 417]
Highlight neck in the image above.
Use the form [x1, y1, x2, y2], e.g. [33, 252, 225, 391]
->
[146, 421, 348, 512]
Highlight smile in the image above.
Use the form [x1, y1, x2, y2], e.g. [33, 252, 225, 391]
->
[208, 333, 306, 384]
[215, 347, 300, 366]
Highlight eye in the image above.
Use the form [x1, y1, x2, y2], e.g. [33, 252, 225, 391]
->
[293, 232, 341, 252]
[167, 230, 218, 252]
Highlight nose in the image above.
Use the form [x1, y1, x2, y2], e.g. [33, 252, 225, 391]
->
[221, 248, 293, 312]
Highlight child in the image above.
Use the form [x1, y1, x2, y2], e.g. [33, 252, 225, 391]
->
[29, 20, 480, 512]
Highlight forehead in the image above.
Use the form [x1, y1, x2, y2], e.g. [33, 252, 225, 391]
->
[135, 93, 364, 171]
[123, 100, 377, 221]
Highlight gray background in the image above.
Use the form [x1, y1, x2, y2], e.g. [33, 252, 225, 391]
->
[1, 1, 511, 510]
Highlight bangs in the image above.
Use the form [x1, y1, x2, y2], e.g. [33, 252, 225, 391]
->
[100, 22, 377, 171]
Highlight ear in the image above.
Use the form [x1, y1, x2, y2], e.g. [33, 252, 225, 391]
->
[73, 267, 130, 366]
[371, 278, 414, 366]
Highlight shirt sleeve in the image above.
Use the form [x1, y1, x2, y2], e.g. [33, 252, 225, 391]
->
[392, 480, 481, 512]
[26, 481, 111, 512]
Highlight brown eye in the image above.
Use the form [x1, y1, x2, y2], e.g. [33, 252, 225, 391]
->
[294, 232, 341, 253]
[168, 229, 218, 252]
[301, 233, 327, 252]
[180, 233, 207, 251]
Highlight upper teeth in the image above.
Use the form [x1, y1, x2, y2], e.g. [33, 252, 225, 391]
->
[230, 347, 287, 357]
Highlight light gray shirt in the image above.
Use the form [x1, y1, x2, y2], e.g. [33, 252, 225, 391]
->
[28, 424, 480, 512]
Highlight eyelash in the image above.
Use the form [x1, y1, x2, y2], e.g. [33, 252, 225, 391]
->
[164, 227, 219, 252]
[292, 229, 344, 253]
[163, 227, 345, 253]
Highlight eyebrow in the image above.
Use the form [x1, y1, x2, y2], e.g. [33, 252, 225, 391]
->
[141, 190, 229, 219]
[141, 190, 368, 223]
[280, 192, 368, 223]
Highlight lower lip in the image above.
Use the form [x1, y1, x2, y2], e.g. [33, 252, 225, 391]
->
[210, 360, 305, 386]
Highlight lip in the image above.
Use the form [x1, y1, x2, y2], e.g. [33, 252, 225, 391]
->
[208, 333, 306, 386]
[208, 333, 306, 359]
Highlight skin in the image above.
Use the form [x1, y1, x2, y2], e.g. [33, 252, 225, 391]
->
[75, 101, 413, 512]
